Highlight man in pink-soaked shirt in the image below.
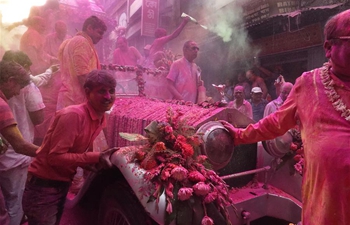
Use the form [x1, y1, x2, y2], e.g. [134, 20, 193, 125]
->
[222, 9, 350, 225]
[23, 70, 119, 225]
[57, 15, 107, 110]
[113, 36, 143, 66]
[167, 40, 202, 103]
[20, 16, 54, 75]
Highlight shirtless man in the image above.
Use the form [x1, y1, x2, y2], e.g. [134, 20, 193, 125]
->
[149, 17, 190, 57]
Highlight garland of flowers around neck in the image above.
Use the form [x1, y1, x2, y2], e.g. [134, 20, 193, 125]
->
[320, 63, 350, 121]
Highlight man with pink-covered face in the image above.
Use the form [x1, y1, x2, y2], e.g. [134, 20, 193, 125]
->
[221, 10, 350, 225]
[167, 40, 202, 103]
[57, 16, 107, 110]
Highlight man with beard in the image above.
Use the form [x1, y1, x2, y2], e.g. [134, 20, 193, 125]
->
[22, 70, 119, 225]
[167, 40, 202, 103]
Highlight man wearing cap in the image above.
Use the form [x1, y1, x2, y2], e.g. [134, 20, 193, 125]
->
[246, 69, 268, 99]
[249, 87, 268, 121]
[227, 85, 253, 119]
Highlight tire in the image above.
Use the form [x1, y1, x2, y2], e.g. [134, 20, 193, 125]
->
[98, 180, 157, 225]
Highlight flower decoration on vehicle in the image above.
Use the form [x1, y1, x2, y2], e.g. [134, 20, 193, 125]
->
[289, 128, 304, 176]
[153, 49, 181, 71]
[135, 67, 146, 97]
[120, 108, 234, 225]
[101, 64, 168, 76]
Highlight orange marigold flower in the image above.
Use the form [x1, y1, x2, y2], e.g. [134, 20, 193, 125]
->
[174, 135, 194, 158]
[141, 158, 158, 170]
[182, 143, 194, 158]
[135, 150, 146, 161]
[154, 142, 166, 152]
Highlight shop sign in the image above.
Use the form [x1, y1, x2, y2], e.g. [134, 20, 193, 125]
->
[243, 0, 298, 27]
[141, 0, 159, 37]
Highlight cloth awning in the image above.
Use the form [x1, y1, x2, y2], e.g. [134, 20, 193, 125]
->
[244, 2, 345, 28]
[272, 3, 344, 18]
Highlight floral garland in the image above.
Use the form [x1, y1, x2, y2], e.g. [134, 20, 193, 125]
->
[100, 64, 168, 76]
[121, 108, 234, 225]
[320, 63, 350, 121]
[289, 129, 304, 176]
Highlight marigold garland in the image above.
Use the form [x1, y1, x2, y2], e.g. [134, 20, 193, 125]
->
[121, 108, 234, 225]
[320, 63, 350, 121]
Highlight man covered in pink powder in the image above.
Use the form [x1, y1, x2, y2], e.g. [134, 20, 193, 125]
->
[149, 17, 190, 58]
[113, 36, 143, 66]
[22, 70, 118, 225]
[221, 9, 350, 225]
[57, 15, 107, 110]
[20, 16, 55, 75]
[167, 40, 202, 103]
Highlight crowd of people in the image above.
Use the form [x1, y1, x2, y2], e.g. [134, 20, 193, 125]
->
[0, 1, 349, 225]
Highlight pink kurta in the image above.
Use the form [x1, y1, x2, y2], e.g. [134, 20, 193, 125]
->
[57, 32, 100, 109]
[234, 64, 350, 225]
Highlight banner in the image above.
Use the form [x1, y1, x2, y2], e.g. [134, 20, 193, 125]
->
[243, 0, 298, 27]
[141, 0, 159, 37]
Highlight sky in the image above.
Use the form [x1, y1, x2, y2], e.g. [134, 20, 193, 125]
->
[0, 0, 46, 24]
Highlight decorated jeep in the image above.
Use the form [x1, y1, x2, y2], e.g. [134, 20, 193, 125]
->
[64, 68, 303, 225]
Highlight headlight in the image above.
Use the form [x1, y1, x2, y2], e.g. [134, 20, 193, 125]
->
[196, 121, 234, 170]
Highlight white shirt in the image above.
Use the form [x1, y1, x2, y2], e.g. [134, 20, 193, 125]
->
[30, 68, 53, 87]
[0, 83, 45, 170]
[264, 96, 284, 117]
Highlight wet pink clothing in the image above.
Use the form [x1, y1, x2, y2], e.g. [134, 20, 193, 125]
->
[57, 32, 101, 109]
[0, 91, 16, 132]
[0, 91, 14, 225]
[227, 99, 253, 119]
[113, 47, 142, 66]
[44, 32, 70, 58]
[28, 102, 103, 182]
[167, 57, 200, 103]
[234, 65, 350, 225]
[20, 27, 50, 75]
